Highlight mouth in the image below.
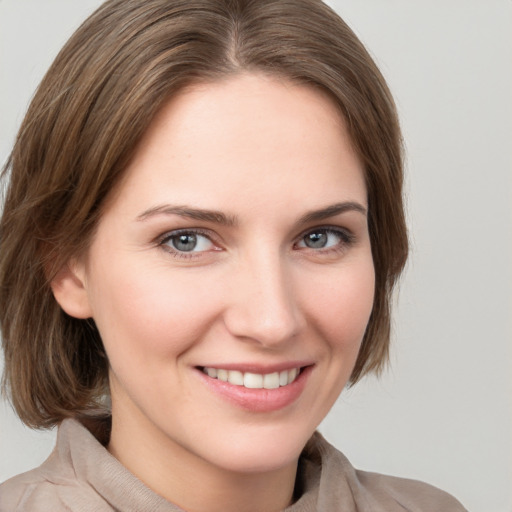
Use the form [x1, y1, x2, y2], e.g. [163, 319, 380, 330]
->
[195, 364, 313, 412]
[199, 366, 302, 389]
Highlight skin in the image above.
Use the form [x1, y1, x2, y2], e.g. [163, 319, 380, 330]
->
[52, 73, 375, 512]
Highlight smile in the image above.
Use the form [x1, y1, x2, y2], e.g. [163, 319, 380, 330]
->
[197, 364, 313, 412]
[201, 367, 301, 389]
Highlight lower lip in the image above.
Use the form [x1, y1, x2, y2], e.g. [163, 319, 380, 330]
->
[196, 366, 313, 413]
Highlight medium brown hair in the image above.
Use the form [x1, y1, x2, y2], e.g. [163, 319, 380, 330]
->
[0, 0, 407, 428]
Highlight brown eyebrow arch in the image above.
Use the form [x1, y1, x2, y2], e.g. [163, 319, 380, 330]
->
[298, 201, 367, 224]
[137, 201, 366, 227]
[137, 204, 238, 226]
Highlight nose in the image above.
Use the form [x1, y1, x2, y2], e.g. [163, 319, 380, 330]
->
[223, 251, 304, 348]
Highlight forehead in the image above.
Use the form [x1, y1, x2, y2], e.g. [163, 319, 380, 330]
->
[108, 72, 366, 218]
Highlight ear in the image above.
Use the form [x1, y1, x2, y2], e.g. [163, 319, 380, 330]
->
[50, 261, 93, 319]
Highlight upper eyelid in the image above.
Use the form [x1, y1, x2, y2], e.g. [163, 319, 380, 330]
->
[295, 224, 353, 239]
[157, 227, 216, 243]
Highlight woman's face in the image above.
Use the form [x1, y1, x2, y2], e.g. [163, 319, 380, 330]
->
[70, 73, 374, 474]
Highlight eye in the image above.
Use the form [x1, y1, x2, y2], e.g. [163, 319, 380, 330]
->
[160, 230, 216, 254]
[296, 228, 353, 251]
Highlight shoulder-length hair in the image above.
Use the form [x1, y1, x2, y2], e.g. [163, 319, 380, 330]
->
[0, 0, 407, 428]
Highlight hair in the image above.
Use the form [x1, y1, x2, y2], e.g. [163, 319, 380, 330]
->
[0, 0, 408, 429]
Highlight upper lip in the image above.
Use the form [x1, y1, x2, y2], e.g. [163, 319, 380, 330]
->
[196, 361, 314, 374]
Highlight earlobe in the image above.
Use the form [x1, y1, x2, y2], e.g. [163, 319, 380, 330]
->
[50, 262, 93, 319]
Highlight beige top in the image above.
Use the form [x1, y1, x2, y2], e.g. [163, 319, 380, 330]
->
[0, 418, 467, 511]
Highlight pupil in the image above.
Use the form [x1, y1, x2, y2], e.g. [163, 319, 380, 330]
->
[173, 233, 197, 252]
[305, 232, 327, 248]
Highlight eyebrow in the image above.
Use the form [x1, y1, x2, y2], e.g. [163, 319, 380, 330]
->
[136, 201, 366, 226]
[298, 201, 367, 224]
[137, 205, 238, 226]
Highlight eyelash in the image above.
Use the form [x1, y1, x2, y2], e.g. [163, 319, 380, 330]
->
[157, 226, 355, 260]
[157, 228, 217, 260]
[294, 227, 355, 254]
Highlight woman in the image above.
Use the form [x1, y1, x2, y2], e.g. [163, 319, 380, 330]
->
[0, 0, 466, 510]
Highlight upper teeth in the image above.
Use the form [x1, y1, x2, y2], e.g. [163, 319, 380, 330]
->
[203, 367, 300, 389]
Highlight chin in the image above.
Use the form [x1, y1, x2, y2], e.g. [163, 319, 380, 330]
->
[194, 423, 314, 474]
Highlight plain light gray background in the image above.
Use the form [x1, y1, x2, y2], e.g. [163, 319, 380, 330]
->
[1, 1, 511, 511]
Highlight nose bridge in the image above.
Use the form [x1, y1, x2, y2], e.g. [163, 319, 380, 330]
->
[224, 246, 301, 346]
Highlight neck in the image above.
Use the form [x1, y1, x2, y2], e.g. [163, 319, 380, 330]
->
[108, 404, 298, 512]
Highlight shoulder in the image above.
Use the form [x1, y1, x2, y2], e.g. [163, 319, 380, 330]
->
[0, 419, 114, 512]
[0, 465, 109, 512]
[0, 418, 178, 512]
[355, 470, 468, 511]
[0, 467, 48, 512]
[305, 432, 467, 511]
[0, 464, 113, 512]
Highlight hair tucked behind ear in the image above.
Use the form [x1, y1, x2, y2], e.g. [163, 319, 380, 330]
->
[0, 0, 407, 428]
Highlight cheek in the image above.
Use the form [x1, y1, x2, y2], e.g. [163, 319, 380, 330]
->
[87, 262, 225, 360]
[302, 258, 375, 352]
